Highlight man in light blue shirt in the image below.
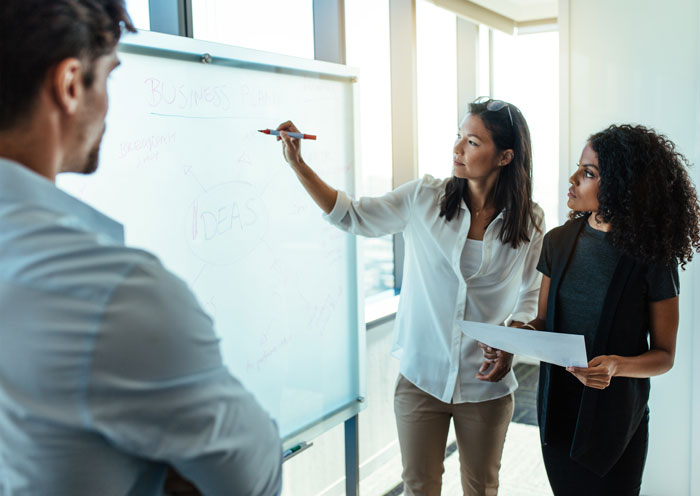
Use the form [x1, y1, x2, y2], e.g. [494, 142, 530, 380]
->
[0, 1, 282, 494]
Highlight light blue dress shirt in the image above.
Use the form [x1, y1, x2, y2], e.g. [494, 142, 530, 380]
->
[0, 158, 282, 495]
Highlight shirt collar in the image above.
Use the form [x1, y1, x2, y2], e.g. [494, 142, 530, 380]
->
[0, 157, 124, 244]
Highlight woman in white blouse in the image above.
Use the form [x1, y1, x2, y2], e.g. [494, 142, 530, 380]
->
[277, 97, 544, 496]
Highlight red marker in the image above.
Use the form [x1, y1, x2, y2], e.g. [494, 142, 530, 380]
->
[258, 129, 317, 140]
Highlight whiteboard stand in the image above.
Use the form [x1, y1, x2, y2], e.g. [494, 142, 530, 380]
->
[345, 415, 359, 496]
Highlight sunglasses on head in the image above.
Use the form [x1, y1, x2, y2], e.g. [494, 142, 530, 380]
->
[474, 96, 514, 127]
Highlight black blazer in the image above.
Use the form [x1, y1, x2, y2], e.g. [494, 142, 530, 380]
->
[537, 216, 650, 476]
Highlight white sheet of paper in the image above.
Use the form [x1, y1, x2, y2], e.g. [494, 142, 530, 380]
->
[456, 320, 588, 368]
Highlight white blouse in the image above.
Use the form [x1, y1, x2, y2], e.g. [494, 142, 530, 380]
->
[324, 175, 544, 403]
[460, 238, 484, 281]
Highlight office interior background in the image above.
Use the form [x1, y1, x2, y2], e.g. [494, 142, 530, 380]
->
[124, 0, 699, 494]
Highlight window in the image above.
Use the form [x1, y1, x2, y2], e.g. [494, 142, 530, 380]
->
[477, 24, 490, 96]
[124, 0, 150, 30]
[491, 29, 559, 230]
[416, 0, 458, 179]
[346, 0, 396, 301]
[191, 0, 314, 59]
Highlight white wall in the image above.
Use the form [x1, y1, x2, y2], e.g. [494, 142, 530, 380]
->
[560, 0, 700, 494]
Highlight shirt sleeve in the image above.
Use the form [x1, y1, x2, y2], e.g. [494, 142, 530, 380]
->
[323, 178, 420, 237]
[536, 230, 553, 278]
[510, 210, 546, 324]
[86, 257, 282, 496]
[646, 261, 680, 302]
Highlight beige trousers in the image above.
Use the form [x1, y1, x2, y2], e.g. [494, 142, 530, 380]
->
[394, 375, 514, 496]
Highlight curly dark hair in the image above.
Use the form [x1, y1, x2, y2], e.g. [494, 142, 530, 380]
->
[571, 124, 700, 268]
[439, 98, 541, 249]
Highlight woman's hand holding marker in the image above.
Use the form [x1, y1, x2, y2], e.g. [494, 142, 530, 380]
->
[258, 129, 316, 140]
[269, 119, 337, 214]
[276, 120, 306, 170]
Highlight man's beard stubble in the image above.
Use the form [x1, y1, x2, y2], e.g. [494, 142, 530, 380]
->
[82, 142, 100, 175]
[81, 125, 105, 175]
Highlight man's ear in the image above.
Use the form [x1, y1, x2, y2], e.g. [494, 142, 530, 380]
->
[499, 149, 514, 167]
[51, 58, 83, 115]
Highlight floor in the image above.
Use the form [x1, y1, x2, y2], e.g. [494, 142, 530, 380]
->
[360, 363, 552, 496]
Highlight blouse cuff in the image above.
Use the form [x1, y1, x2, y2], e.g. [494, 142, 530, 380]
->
[323, 190, 351, 226]
[510, 311, 534, 326]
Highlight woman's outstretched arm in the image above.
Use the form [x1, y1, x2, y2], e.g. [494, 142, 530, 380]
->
[277, 120, 337, 214]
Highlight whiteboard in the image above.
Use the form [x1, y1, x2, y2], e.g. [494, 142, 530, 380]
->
[57, 31, 365, 446]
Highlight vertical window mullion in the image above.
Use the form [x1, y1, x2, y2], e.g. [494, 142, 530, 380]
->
[148, 0, 190, 37]
[389, 0, 419, 292]
[312, 0, 346, 64]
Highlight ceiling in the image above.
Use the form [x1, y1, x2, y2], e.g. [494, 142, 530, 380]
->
[469, 0, 558, 22]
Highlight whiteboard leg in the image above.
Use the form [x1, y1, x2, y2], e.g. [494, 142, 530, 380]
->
[345, 415, 359, 496]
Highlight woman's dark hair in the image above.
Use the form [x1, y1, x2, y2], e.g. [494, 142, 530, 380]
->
[439, 98, 540, 249]
[572, 124, 700, 267]
[0, 0, 135, 130]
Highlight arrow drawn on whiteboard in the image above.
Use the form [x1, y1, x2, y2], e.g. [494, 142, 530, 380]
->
[190, 263, 206, 289]
[237, 152, 252, 167]
[74, 182, 88, 200]
[261, 239, 279, 258]
[204, 297, 217, 319]
[183, 164, 207, 192]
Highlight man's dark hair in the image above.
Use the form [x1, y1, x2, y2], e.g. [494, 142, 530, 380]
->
[0, 0, 135, 130]
[439, 98, 541, 249]
[571, 124, 700, 267]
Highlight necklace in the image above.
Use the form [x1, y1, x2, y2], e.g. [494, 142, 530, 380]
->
[472, 205, 491, 217]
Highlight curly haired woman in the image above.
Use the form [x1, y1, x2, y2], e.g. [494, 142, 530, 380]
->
[520, 124, 700, 495]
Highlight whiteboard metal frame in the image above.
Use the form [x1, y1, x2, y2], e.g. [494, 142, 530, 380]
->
[116, 29, 366, 452]
[119, 30, 359, 82]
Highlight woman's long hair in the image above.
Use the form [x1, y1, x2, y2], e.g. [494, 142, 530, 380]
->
[571, 124, 700, 268]
[439, 98, 540, 249]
